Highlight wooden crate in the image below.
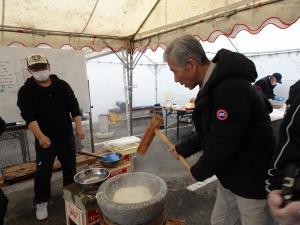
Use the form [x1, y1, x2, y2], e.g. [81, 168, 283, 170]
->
[103, 142, 138, 172]
[109, 143, 138, 155]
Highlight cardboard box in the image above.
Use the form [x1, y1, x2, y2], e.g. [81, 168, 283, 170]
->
[109, 161, 131, 177]
[63, 183, 98, 212]
[65, 200, 102, 225]
[64, 160, 132, 224]
[63, 161, 132, 211]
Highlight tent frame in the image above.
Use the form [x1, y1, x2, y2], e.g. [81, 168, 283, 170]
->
[107, 40, 149, 135]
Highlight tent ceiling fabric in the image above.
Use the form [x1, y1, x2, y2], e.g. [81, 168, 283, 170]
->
[134, 0, 300, 51]
[0, 0, 299, 52]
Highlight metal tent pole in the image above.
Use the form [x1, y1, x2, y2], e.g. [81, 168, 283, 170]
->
[122, 51, 131, 136]
[153, 64, 163, 104]
[142, 55, 164, 104]
[128, 48, 134, 135]
[87, 80, 95, 152]
[126, 41, 148, 135]
[95, 40, 149, 136]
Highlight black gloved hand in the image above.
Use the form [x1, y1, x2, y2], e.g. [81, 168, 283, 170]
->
[281, 164, 300, 205]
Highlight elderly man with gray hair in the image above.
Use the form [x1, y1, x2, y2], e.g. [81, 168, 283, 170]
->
[164, 34, 276, 225]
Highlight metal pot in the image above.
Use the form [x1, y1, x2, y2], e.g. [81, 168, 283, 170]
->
[98, 152, 124, 168]
[74, 168, 110, 195]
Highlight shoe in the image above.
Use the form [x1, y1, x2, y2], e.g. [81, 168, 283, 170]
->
[36, 202, 48, 220]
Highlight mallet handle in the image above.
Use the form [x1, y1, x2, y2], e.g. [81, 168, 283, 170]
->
[154, 129, 191, 172]
[77, 150, 100, 158]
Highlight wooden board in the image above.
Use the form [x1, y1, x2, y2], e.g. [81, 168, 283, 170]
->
[105, 142, 139, 155]
[0, 154, 99, 185]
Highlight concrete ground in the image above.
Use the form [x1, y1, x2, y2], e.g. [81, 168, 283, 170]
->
[2, 120, 232, 225]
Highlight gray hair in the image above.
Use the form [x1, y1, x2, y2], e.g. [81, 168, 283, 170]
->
[163, 34, 208, 66]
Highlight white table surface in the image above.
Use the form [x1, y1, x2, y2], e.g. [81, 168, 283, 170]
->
[270, 107, 285, 122]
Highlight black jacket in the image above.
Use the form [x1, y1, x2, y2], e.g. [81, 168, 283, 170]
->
[17, 75, 81, 139]
[255, 76, 276, 99]
[0, 117, 5, 136]
[176, 49, 276, 199]
[266, 80, 300, 191]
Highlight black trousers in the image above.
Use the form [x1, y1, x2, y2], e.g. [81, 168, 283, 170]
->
[0, 188, 8, 225]
[34, 135, 76, 204]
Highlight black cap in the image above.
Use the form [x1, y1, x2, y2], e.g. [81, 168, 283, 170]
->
[273, 73, 282, 83]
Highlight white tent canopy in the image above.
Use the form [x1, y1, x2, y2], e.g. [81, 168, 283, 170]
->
[1, 0, 299, 135]
[1, 0, 299, 51]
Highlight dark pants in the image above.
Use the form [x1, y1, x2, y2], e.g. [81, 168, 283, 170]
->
[0, 188, 8, 225]
[34, 136, 76, 204]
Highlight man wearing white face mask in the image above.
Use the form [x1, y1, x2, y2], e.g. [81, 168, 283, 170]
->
[254, 73, 283, 100]
[17, 53, 85, 221]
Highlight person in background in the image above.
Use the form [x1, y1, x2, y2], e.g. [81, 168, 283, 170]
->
[266, 80, 300, 225]
[17, 53, 84, 221]
[0, 116, 8, 225]
[164, 34, 276, 225]
[255, 73, 283, 100]
[189, 96, 196, 103]
[185, 97, 196, 109]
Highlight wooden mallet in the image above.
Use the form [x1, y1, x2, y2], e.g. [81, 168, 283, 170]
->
[137, 115, 191, 172]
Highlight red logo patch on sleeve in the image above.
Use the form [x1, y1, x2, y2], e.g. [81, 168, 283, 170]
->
[216, 109, 228, 121]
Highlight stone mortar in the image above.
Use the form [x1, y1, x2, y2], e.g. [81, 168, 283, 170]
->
[96, 172, 168, 225]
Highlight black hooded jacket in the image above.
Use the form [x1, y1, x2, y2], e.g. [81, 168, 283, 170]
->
[176, 49, 276, 199]
[17, 75, 81, 139]
[266, 80, 300, 191]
